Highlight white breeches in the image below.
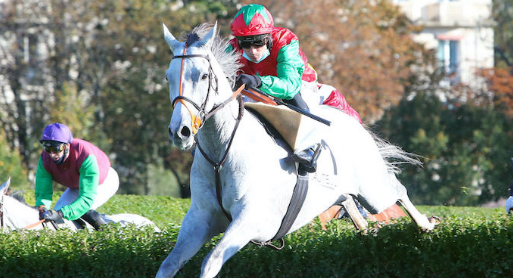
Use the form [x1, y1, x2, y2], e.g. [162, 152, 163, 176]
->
[54, 167, 120, 211]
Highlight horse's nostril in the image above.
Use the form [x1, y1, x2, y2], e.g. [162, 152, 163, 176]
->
[181, 126, 191, 138]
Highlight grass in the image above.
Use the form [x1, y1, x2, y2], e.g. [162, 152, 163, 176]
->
[2, 191, 512, 278]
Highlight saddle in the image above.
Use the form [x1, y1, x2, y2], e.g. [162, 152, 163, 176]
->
[244, 100, 317, 153]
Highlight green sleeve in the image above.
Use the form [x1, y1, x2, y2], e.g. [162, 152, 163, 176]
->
[35, 156, 54, 208]
[259, 40, 305, 100]
[59, 155, 99, 220]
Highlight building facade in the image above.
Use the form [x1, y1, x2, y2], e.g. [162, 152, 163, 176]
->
[392, 0, 494, 88]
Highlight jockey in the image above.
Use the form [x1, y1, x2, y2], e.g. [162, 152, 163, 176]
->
[228, 4, 361, 173]
[35, 123, 119, 230]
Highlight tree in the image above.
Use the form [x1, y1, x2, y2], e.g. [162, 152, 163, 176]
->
[375, 88, 513, 206]
[0, 130, 28, 189]
[493, 0, 513, 68]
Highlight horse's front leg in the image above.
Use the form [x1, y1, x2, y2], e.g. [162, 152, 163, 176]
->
[200, 216, 261, 278]
[156, 207, 225, 278]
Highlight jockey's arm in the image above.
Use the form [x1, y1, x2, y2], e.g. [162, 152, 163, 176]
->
[35, 156, 54, 208]
[59, 155, 99, 220]
[259, 40, 304, 100]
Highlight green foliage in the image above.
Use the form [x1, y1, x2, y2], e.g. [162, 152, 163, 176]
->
[49, 82, 110, 149]
[2, 199, 512, 278]
[0, 131, 29, 189]
[374, 92, 513, 206]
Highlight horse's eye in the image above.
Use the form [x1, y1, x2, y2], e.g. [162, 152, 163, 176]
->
[201, 74, 208, 80]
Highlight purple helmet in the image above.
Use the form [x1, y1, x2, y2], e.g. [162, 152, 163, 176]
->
[40, 123, 73, 144]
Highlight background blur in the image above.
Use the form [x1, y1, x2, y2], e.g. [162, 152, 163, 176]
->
[1, 0, 512, 207]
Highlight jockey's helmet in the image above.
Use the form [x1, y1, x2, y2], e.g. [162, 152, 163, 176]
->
[231, 4, 274, 37]
[40, 122, 73, 144]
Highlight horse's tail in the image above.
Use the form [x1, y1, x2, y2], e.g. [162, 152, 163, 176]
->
[369, 130, 422, 175]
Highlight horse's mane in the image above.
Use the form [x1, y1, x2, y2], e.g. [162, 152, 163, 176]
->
[6, 189, 27, 204]
[181, 23, 242, 87]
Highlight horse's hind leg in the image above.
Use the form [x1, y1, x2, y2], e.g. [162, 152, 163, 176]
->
[398, 194, 436, 232]
[342, 195, 368, 231]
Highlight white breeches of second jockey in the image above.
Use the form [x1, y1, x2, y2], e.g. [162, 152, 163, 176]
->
[301, 81, 336, 108]
[54, 167, 120, 211]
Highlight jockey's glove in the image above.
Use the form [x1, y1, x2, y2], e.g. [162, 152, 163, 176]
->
[235, 74, 262, 90]
[38, 205, 47, 220]
[42, 209, 64, 222]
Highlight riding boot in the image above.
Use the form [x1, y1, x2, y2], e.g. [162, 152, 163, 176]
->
[283, 92, 309, 111]
[81, 210, 108, 231]
[291, 143, 322, 173]
[72, 218, 87, 229]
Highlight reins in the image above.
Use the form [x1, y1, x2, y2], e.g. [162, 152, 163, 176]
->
[194, 93, 244, 223]
[0, 194, 58, 230]
[23, 219, 46, 230]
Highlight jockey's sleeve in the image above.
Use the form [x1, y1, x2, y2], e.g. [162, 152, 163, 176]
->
[35, 156, 54, 208]
[259, 40, 304, 100]
[60, 155, 99, 220]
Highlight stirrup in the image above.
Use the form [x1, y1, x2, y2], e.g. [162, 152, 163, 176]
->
[291, 143, 322, 173]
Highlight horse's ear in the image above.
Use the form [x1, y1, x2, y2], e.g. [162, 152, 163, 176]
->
[0, 177, 11, 194]
[163, 23, 181, 53]
[201, 22, 217, 50]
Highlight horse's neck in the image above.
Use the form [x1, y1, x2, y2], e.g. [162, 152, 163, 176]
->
[196, 96, 243, 157]
[3, 196, 41, 229]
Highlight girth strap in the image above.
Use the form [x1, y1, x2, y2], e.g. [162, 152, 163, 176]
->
[271, 169, 309, 241]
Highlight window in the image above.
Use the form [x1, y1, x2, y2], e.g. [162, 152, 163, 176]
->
[437, 40, 459, 75]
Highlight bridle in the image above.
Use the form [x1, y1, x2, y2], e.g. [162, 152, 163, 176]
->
[170, 42, 245, 221]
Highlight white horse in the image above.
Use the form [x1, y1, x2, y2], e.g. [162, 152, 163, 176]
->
[157, 23, 436, 278]
[0, 177, 160, 232]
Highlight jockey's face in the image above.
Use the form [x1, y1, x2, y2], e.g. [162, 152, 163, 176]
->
[239, 35, 269, 63]
[44, 143, 68, 162]
[242, 44, 268, 63]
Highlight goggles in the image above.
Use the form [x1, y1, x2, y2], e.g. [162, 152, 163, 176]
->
[239, 38, 268, 49]
[42, 142, 66, 154]
[237, 35, 269, 49]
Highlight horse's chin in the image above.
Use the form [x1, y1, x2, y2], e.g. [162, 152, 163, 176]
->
[172, 138, 195, 151]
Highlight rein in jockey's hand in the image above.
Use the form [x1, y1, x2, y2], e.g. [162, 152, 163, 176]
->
[41, 209, 63, 222]
[236, 74, 262, 90]
[38, 205, 47, 220]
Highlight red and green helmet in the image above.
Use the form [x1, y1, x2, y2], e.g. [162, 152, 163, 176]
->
[231, 4, 274, 37]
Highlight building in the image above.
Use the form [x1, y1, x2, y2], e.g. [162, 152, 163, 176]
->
[392, 0, 494, 88]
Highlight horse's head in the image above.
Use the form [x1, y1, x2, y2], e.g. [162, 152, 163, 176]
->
[163, 23, 222, 150]
[163, 23, 241, 150]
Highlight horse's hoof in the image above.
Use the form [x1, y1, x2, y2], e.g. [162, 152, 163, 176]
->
[428, 215, 441, 225]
